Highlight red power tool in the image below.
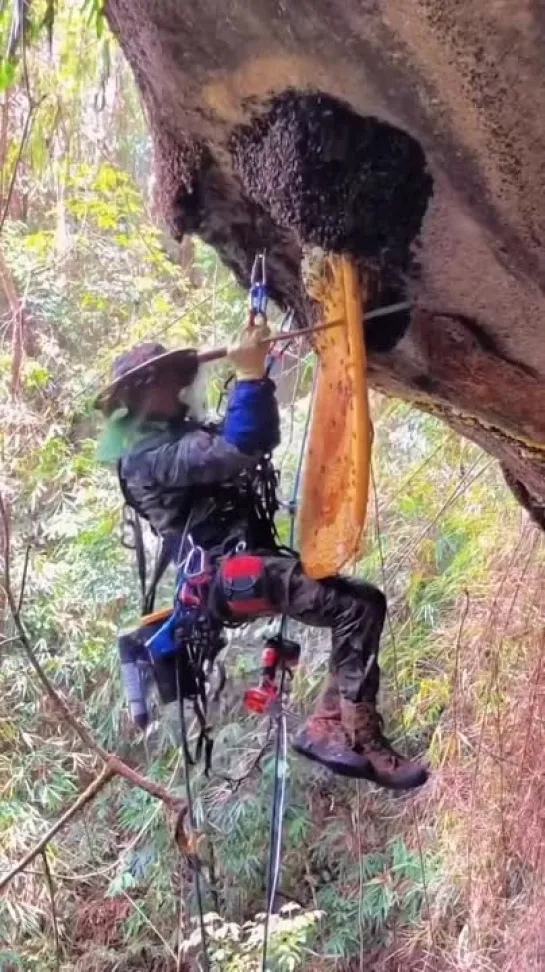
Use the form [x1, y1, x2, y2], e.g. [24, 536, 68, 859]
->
[244, 634, 301, 714]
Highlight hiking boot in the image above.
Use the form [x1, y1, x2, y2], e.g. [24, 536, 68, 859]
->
[292, 674, 384, 780]
[340, 698, 428, 791]
[293, 673, 354, 772]
[293, 677, 428, 790]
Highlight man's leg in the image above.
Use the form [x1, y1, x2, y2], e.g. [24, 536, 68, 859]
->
[262, 557, 428, 790]
[263, 560, 383, 702]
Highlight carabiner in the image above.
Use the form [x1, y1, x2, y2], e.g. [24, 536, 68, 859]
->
[181, 536, 207, 581]
[251, 251, 267, 288]
[249, 251, 268, 319]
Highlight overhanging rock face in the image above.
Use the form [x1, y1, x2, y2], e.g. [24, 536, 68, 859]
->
[106, 0, 545, 528]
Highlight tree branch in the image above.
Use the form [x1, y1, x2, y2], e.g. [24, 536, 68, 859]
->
[0, 492, 187, 893]
[0, 92, 47, 235]
[0, 92, 10, 206]
[0, 100, 33, 234]
[0, 490, 106, 756]
[105, 753, 185, 808]
[41, 847, 61, 972]
[0, 764, 115, 892]
[2, 498, 121, 757]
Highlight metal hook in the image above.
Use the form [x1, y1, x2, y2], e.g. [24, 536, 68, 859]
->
[183, 545, 207, 580]
[249, 252, 268, 318]
[251, 251, 267, 286]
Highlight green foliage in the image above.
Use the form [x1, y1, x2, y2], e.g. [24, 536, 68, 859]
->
[0, 0, 107, 94]
[81, 0, 106, 36]
[0, 55, 15, 91]
[182, 906, 322, 971]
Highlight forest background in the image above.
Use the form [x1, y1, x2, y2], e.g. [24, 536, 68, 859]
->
[0, 3, 544, 971]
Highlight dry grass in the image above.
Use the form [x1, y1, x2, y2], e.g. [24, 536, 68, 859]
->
[378, 526, 545, 972]
[74, 894, 132, 948]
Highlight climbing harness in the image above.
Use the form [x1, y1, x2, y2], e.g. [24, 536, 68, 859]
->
[177, 663, 211, 972]
[120, 497, 173, 616]
[118, 448, 283, 734]
[145, 537, 228, 768]
[214, 552, 274, 619]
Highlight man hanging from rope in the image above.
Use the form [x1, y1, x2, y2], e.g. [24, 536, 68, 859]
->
[97, 323, 428, 792]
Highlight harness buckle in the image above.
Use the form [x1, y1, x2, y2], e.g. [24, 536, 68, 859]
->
[179, 536, 212, 603]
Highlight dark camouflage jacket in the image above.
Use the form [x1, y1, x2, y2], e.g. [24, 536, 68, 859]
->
[119, 378, 280, 550]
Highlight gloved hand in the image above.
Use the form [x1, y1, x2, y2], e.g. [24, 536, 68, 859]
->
[227, 316, 271, 381]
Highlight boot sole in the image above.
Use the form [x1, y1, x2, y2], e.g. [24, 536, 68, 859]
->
[292, 738, 429, 791]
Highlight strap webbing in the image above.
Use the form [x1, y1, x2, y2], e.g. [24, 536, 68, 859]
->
[118, 458, 173, 615]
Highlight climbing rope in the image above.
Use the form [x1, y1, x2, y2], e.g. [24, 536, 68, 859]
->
[171, 251, 294, 971]
[261, 666, 289, 972]
[261, 363, 316, 972]
[176, 661, 210, 972]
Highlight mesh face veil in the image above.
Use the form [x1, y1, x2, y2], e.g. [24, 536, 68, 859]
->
[179, 363, 209, 421]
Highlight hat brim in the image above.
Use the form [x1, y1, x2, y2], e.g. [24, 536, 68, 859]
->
[95, 347, 200, 415]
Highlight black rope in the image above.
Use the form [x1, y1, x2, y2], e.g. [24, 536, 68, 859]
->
[176, 659, 210, 972]
[261, 667, 288, 972]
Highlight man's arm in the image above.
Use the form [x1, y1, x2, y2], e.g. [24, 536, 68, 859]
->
[144, 377, 280, 489]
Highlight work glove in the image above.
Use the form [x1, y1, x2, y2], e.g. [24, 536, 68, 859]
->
[227, 316, 271, 381]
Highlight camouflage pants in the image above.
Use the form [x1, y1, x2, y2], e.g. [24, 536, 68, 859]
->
[261, 557, 386, 704]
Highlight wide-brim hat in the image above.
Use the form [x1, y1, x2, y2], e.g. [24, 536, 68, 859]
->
[95, 342, 200, 416]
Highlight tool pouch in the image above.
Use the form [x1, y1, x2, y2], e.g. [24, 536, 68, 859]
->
[118, 630, 151, 729]
[137, 608, 180, 705]
[210, 553, 274, 621]
[118, 608, 174, 724]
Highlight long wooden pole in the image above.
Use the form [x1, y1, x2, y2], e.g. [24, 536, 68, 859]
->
[197, 299, 411, 366]
[96, 299, 412, 411]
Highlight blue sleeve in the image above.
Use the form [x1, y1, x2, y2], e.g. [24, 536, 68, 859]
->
[223, 378, 280, 454]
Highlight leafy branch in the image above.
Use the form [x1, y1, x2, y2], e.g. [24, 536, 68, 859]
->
[0, 490, 187, 894]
